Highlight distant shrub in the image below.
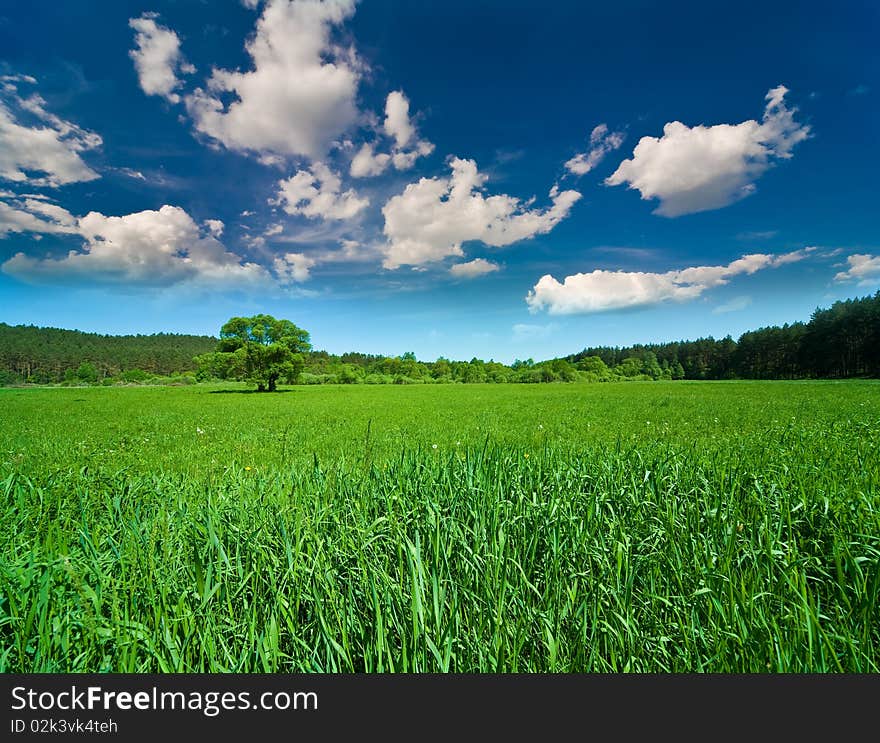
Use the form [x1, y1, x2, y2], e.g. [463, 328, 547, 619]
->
[337, 367, 362, 384]
[393, 375, 421, 385]
[364, 373, 394, 385]
[76, 362, 99, 384]
[120, 368, 150, 382]
[300, 372, 338, 385]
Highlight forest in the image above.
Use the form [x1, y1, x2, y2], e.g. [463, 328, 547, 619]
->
[571, 291, 880, 380]
[1, 291, 878, 386]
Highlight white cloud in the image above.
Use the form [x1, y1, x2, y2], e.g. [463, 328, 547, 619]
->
[350, 142, 391, 177]
[203, 219, 224, 237]
[335, 238, 376, 261]
[2, 204, 270, 288]
[129, 13, 195, 104]
[384, 91, 415, 149]
[116, 167, 147, 181]
[385, 91, 434, 170]
[184, 0, 360, 160]
[606, 86, 810, 216]
[450, 258, 500, 279]
[834, 254, 880, 286]
[0, 79, 101, 187]
[565, 124, 625, 175]
[350, 91, 434, 178]
[0, 196, 79, 235]
[1, 74, 37, 86]
[264, 239, 378, 282]
[712, 295, 753, 314]
[526, 249, 813, 315]
[272, 252, 315, 282]
[381, 157, 581, 269]
[771, 246, 816, 265]
[391, 140, 435, 171]
[273, 162, 368, 220]
[310, 238, 381, 264]
[264, 222, 284, 236]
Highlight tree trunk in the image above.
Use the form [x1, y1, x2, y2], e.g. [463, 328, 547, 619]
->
[267, 376, 277, 392]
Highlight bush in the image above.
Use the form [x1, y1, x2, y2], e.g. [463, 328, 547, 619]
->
[76, 362, 99, 384]
[120, 368, 150, 382]
[300, 372, 339, 385]
[364, 374, 394, 385]
[337, 367, 362, 384]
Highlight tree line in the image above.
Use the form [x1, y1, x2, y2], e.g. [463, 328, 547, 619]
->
[1, 291, 878, 386]
[569, 292, 880, 380]
[0, 325, 215, 385]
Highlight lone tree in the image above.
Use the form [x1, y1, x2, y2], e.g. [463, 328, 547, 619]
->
[196, 314, 311, 391]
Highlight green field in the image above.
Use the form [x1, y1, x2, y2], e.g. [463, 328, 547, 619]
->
[2, 381, 879, 672]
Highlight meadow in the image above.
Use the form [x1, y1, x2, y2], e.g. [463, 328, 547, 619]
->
[1, 381, 878, 672]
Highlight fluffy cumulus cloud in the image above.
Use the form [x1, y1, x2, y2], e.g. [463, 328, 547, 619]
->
[384, 91, 415, 149]
[2, 204, 270, 288]
[391, 140, 435, 171]
[273, 162, 368, 220]
[381, 157, 581, 269]
[272, 252, 315, 282]
[0, 76, 101, 187]
[565, 124, 625, 176]
[184, 0, 360, 160]
[449, 258, 500, 279]
[350, 91, 434, 177]
[526, 249, 814, 315]
[834, 254, 880, 286]
[606, 86, 810, 216]
[203, 219, 224, 237]
[129, 13, 195, 104]
[350, 142, 392, 177]
[385, 91, 434, 169]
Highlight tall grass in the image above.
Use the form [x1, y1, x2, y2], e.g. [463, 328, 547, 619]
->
[1, 382, 878, 671]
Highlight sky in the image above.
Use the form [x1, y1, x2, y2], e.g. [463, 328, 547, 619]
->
[0, 0, 878, 363]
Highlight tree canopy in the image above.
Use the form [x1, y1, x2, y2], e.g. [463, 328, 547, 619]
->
[196, 314, 311, 391]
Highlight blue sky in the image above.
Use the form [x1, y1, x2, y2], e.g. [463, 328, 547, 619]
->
[0, 0, 877, 362]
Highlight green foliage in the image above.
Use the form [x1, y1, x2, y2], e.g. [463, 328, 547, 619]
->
[198, 314, 311, 391]
[119, 368, 150, 383]
[1, 381, 878, 672]
[616, 357, 644, 378]
[76, 362, 99, 383]
[577, 355, 609, 376]
[0, 323, 215, 384]
[571, 292, 880, 380]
